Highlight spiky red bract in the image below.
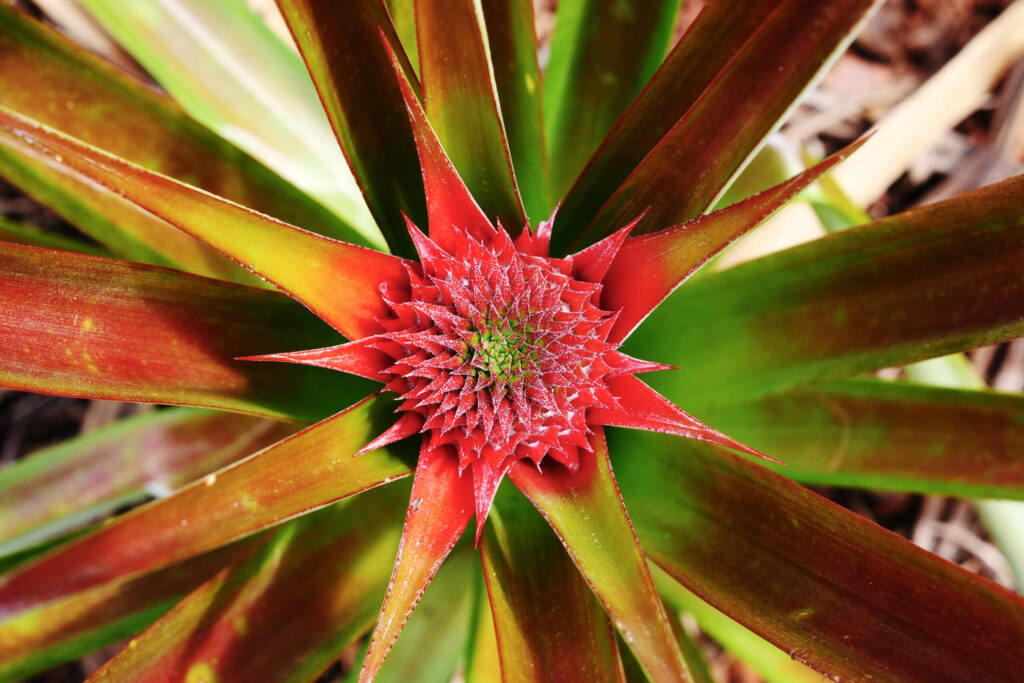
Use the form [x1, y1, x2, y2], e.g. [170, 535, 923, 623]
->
[264, 212, 761, 537]
[374, 218, 627, 524]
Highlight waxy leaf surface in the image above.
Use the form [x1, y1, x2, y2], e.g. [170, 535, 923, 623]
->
[705, 378, 1024, 499]
[554, 0, 878, 250]
[0, 395, 414, 618]
[480, 0, 550, 222]
[603, 142, 861, 342]
[0, 215, 107, 257]
[0, 409, 295, 554]
[511, 429, 690, 682]
[543, 0, 680, 199]
[416, 0, 525, 230]
[613, 431, 1024, 682]
[0, 6, 359, 251]
[91, 485, 408, 683]
[0, 242, 362, 421]
[653, 566, 830, 683]
[78, 0, 379, 246]
[376, 548, 477, 683]
[0, 107, 410, 341]
[480, 483, 623, 682]
[627, 175, 1024, 409]
[0, 540, 260, 682]
[276, 0, 424, 257]
[359, 448, 474, 682]
[0, 111, 254, 283]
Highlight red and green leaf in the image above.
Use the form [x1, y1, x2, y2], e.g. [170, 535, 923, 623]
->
[0, 215, 107, 257]
[0, 242, 366, 421]
[385, 0, 420, 76]
[480, 0, 550, 222]
[0, 409, 296, 553]
[358, 446, 474, 682]
[602, 141, 863, 342]
[76, 0, 380, 245]
[0, 117, 255, 284]
[510, 428, 691, 682]
[416, 0, 526, 230]
[386, 41, 497, 251]
[479, 483, 623, 682]
[653, 566, 831, 683]
[543, 0, 681, 199]
[552, 0, 878, 251]
[0, 6, 361, 249]
[627, 174, 1024, 409]
[275, 0, 424, 257]
[0, 395, 413, 618]
[375, 547, 477, 683]
[0, 538, 261, 681]
[0, 107, 410, 341]
[612, 430, 1024, 682]
[90, 484, 408, 682]
[703, 378, 1024, 499]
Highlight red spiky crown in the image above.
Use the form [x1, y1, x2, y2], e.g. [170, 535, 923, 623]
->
[369, 216, 652, 523]
[251, 40, 762, 537]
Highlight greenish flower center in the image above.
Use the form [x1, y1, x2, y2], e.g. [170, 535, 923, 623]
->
[467, 320, 535, 383]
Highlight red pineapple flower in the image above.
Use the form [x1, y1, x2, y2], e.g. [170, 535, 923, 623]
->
[375, 218, 627, 531]
[2, 4, 1022, 681]
[255, 48, 761, 547]
[241, 52, 764, 678]
[307, 212, 757, 539]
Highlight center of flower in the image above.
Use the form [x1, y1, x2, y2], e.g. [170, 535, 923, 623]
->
[467, 322, 533, 383]
[371, 223, 620, 477]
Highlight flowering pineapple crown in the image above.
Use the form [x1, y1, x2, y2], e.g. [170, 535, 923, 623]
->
[237, 38, 765, 544]
[265, 201, 760, 539]
[372, 217, 630, 518]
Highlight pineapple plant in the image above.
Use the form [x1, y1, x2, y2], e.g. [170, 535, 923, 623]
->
[0, 0, 1022, 681]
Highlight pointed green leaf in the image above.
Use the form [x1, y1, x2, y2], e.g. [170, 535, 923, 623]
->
[464, 573, 502, 682]
[0, 394, 414, 619]
[416, 0, 526, 230]
[0, 215, 107, 257]
[0, 115, 256, 284]
[550, 0, 780, 253]
[627, 175, 1024, 409]
[543, 0, 681, 199]
[276, 0, 424, 257]
[703, 378, 1024, 500]
[91, 484, 408, 683]
[376, 547, 476, 683]
[613, 430, 1024, 682]
[76, 0, 381, 248]
[359, 446, 474, 682]
[0, 107, 411, 341]
[385, 0, 420, 76]
[0, 409, 296, 554]
[480, 0, 551, 222]
[510, 429, 691, 682]
[480, 483, 623, 682]
[0, 538, 260, 682]
[553, 0, 878, 251]
[0, 6, 363, 255]
[0, 242, 365, 420]
[652, 565, 830, 683]
[603, 141, 862, 342]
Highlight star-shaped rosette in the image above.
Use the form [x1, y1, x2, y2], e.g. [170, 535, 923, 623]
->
[0, 63, 857, 679]
[3, 2, 1024, 681]
[237, 56, 771, 678]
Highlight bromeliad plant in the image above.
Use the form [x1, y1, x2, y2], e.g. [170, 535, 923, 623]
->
[0, 0, 1023, 681]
